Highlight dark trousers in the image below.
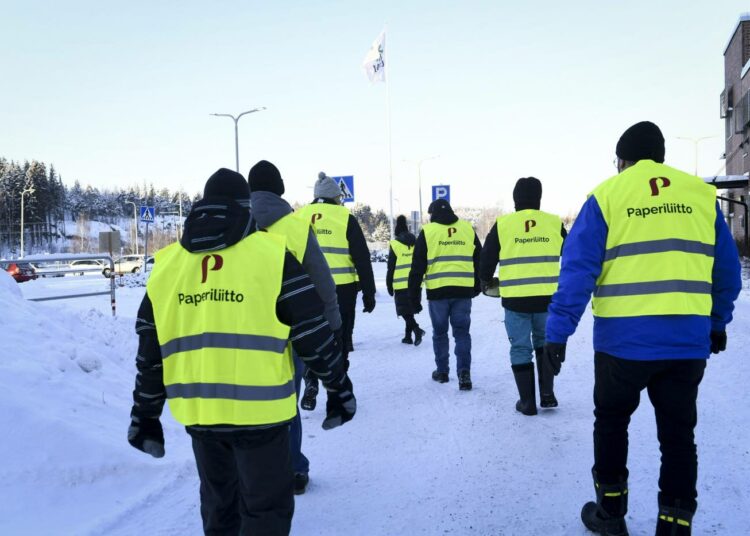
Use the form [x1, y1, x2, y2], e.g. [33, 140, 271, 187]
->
[402, 313, 419, 334]
[336, 283, 358, 365]
[190, 426, 294, 536]
[593, 352, 706, 512]
[290, 353, 309, 475]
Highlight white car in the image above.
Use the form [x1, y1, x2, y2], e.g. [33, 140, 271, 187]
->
[114, 255, 145, 274]
[69, 259, 110, 277]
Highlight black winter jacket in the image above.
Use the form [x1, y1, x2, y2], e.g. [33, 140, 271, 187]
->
[386, 231, 419, 316]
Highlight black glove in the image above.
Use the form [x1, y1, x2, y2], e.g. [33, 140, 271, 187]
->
[322, 375, 357, 430]
[128, 417, 165, 458]
[543, 342, 567, 376]
[362, 294, 376, 313]
[710, 330, 727, 354]
[387, 286, 394, 297]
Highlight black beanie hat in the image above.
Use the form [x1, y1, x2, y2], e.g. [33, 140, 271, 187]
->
[204, 168, 251, 206]
[248, 160, 285, 196]
[428, 198, 451, 214]
[616, 121, 665, 164]
[395, 215, 409, 235]
[513, 177, 542, 210]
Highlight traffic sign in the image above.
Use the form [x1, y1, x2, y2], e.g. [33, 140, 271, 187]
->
[332, 176, 354, 203]
[140, 206, 155, 223]
[431, 185, 450, 204]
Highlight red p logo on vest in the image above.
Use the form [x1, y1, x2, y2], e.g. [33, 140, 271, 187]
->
[524, 220, 536, 233]
[311, 213, 323, 225]
[201, 254, 223, 284]
[649, 177, 671, 196]
[447, 227, 458, 238]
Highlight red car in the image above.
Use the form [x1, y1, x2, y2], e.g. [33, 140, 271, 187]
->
[1, 262, 38, 283]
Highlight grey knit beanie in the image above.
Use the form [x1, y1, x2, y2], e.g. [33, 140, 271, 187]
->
[314, 172, 342, 200]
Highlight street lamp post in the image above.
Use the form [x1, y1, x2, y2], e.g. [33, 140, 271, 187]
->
[404, 155, 440, 224]
[125, 201, 139, 255]
[20, 184, 36, 258]
[676, 136, 716, 176]
[210, 107, 266, 172]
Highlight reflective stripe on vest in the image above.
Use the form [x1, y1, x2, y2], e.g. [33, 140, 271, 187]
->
[298, 203, 356, 285]
[390, 239, 414, 290]
[422, 220, 475, 290]
[266, 211, 309, 263]
[146, 233, 295, 426]
[496, 210, 563, 298]
[590, 160, 716, 317]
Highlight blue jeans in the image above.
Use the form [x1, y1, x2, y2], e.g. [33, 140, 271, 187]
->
[290, 352, 309, 475]
[503, 309, 548, 366]
[428, 298, 472, 374]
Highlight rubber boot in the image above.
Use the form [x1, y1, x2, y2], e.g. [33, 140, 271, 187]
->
[413, 326, 425, 346]
[581, 471, 629, 535]
[511, 363, 537, 416]
[535, 347, 558, 408]
[300, 370, 318, 411]
[402, 325, 413, 345]
[655, 500, 694, 536]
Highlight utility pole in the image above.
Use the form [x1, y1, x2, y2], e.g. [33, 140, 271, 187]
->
[210, 107, 266, 172]
[20, 184, 36, 258]
[404, 155, 440, 224]
[676, 136, 716, 176]
[125, 201, 138, 255]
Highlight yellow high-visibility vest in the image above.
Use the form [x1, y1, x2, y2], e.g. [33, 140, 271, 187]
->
[146, 233, 296, 426]
[297, 203, 356, 285]
[389, 239, 414, 291]
[496, 210, 563, 298]
[266, 211, 309, 263]
[590, 160, 716, 317]
[422, 220, 475, 290]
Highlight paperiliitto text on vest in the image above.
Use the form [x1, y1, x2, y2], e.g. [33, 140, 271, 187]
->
[626, 203, 693, 218]
[178, 289, 245, 306]
[438, 240, 466, 246]
[515, 236, 550, 244]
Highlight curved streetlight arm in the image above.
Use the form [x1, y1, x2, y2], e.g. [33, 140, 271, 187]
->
[210, 107, 267, 171]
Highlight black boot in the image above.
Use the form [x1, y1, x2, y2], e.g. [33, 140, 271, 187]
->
[413, 327, 425, 346]
[402, 325, 413, 344]
[458, 369, 472, 391]
[581, 471, 629, 535]
[535, 347, 558, 408]
[511, 363, 538, 415]
[300, 372, 318, 411]
[431, 370, 449, 383]
[655, 501, 694, 536]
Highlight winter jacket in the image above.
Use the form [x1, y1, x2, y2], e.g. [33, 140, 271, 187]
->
[545, 195, 742, 360]
[387, 231, 420, 316]
[309, 198, 376, 298]
[252, 191, 342, 330]
[408, 207, 482, 301]
[130, 197, 345, 431]
[480, 220, 568, 313]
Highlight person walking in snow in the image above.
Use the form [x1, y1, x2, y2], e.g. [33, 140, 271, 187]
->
[479, 177, 566, 416]
[247, 160, 343, 496]
[542, 122, 741, 535]
[386, 214, 425, 345]
[127, 168, 356, 536]
[296, 172, 376, 410]
[408, 198, 481, 390]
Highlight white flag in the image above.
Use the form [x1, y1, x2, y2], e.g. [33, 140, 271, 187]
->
[362, 30, 386, 83]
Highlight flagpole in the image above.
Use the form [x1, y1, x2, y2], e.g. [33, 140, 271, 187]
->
[385, 26, 394, 240]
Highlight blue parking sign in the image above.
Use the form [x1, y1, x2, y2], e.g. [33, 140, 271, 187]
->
[431, 185, 450, 203]
[140, 206, 155, 223]
[332, 176, 354, 203]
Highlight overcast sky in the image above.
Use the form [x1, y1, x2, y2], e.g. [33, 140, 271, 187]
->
[1, 1, 748, 216]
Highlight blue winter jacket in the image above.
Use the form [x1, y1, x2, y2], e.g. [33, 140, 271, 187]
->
[546, 196, 742, 360]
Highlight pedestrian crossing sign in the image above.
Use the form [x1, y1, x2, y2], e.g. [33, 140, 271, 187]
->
[332, 176, 354, 203]
[140, 206, 155, 223]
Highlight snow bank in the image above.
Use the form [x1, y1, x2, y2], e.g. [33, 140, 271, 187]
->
[0, 270, 22, 299]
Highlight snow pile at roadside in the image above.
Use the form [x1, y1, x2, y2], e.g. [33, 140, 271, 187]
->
[0, 277, 191, 535]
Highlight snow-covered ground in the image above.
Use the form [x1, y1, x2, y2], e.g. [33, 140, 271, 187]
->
[1, 264, 748, 535]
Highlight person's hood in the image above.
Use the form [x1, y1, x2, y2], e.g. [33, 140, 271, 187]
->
[396, 231, 416, 247]
[250, 191, 293, 229]
[180, 197, 253, 253]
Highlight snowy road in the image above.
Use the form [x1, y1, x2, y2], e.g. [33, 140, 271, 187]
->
[2, 265, 748, 535]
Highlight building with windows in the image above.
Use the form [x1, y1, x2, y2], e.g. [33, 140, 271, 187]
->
[720, 13, 750, 253]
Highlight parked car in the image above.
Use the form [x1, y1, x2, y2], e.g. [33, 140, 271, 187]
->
[113, 254, 145, 274]
[29, 261, 66, 278]
[69, 259, 110, 277]
[1, 262, 38, 283]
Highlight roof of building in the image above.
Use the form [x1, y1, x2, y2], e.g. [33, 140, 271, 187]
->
[704, 175, 750, 189]
[724, 13, 750, 54]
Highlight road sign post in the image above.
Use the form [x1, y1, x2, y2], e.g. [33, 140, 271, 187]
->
[140, 206, 155, 273]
